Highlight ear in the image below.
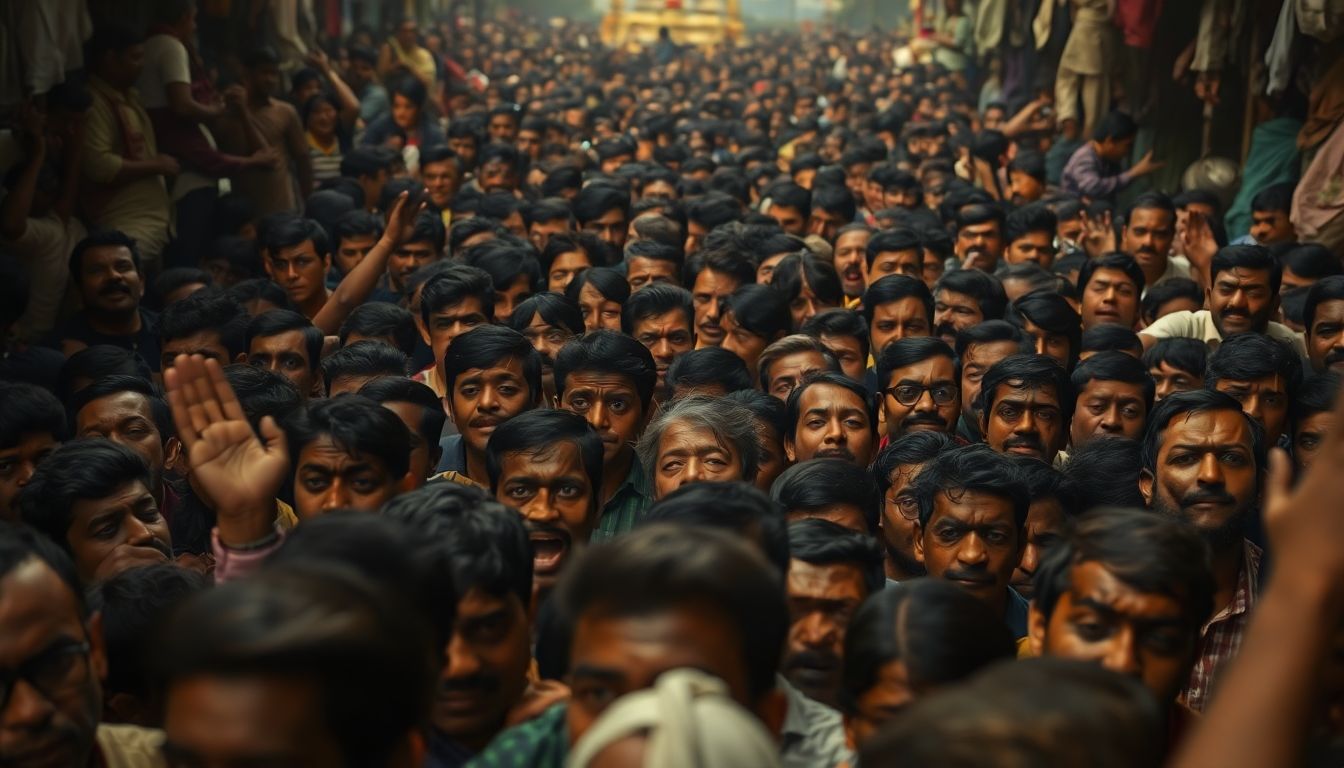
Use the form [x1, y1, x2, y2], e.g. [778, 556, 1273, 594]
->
[1138, 467, 1155, 508]
[443, 396, 456, 424]
[912, 522, 925, 563]
[234, 352, 248, 364]
[784, 435, 797, 463]
[163, 437, 184, 474]
[1026, 602, 1048, 658]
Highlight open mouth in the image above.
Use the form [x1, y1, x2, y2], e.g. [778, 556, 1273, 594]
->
[529, 529, 571, 573]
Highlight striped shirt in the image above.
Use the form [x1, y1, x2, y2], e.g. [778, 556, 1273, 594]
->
[1180, 539, 1261, 712]
[307, 133, 343, 181]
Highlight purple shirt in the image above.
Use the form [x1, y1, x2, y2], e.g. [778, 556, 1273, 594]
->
[1060, 142, 1136, 202]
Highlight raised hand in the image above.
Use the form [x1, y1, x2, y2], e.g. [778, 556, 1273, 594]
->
[165, 354, 289, 545]
[1079, 209, 1117, 258]
[381, 190, 428, 247]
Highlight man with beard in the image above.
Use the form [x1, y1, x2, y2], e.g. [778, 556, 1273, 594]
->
[1139, 389, 1265, 713]
[910, 444, 1032, 638]
[439, 326, 543, 485]
[953, 203, 1005, 272]
[509, 293, 584, 404]
[686, 249, 754, 349]
[19, 439, 173, 583]
[978, 354, 1075, 466]
[486, 410, 602, 601]
[1121, 193, 1186, 289]
[0, 527, 168, 767]
[1305, 275, 1344, 375]
[876, 337, 960, 439]
[873, 431, 955, 581]
[55, 231, 163, 373]
[931, 269, 1008, 348]
[955, 321, 1032, 442]
[554, 331, 657, 538]
[1141, 245, 1305, 357]
[782, 519, 885, 708]
[784, 372, 878, 468]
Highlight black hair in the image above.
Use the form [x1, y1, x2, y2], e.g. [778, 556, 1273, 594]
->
[1008, 151, 1046, 182]
[357, 377, 446, 453]
[1210, 244, 1281, 295]
[1077, 251, 1146, 297]
[1140, 277, 1203, 324]
[772, 459, 880, 536]
[66, 374, 173, 442]
[19, 439, 153, 553]
[263, 216, 331, 259]
[225, 278, 291, 312]
[160, 288, 249, 358]
[1071, 351, 1155, 412]
[564, 266, 631, 308]
[685, 192, 744, 232]
[1062, 437, 1146, 511]
[484, 409, 603, 517]
[1141, 337, 1208, 382]
[1292, 371, 1342, 430]
[331, 209, 385, 251]
[642, 482, 789, 576]
[0, 523, 89, 618]
[933, 269, 1008, 322]
[573, 184, 629, 225]
[801, 308, 870, 360]
[726, 283, 792, 339]
[1305, 274, 1344, 333]
[442, 324, 542, 403]
[86, 23, 145, 63]
[1009, 291, 1082, 368]
[624, 238, 683, 272]
[725, 387, 790, 439]
[1092, 110, 1139, 141]
[152, 267, 212, 307]
[840, 578, 1014, 715]
[953, 319, 1031, 359]
[222, 363, 301, 434]
[810, 183, 857, 220]
[0, 381, 68, 448]
[1080, 325, 1142, 357]
[542, 231, 615, 272]
[449, 217, 505, 253]
[152, 562, 436, 767]
[554, 329, 657, 411]
[420, 264, 495, 325]
[467, 244, 542, 294]
[621, 284, 694, 334]
[877, 336, 955, 392]
[284, 394, 411, 479]
[766, 181, 811, 214]
[70, 230, 141, 282]
[872, 431, 957, 494]
[319, 340, 408, 393]
[784, 371, 878, 441]
[909, 443, 1030, 529]
[862, 274, 934, 330]
[771, 252, 843, 308]
[864, 228, 922, 270]
[1034, 508, 1215, 632]
[666, 347, 753, 394]
[90, 563, 208, 697]
[1141, 389, 1266, 474]
[1279, 243, 1341, 282]
[787, 518, 885, 594]
[510, 292, 585, 336]
[975, 353, 1076, 433]
[338, 302, 419, 355]
[1250, 182, 1295, 215]
[1205, 332, 1302, 398]
[524, 197, 574, 229]
[245, 309, 323, 373]
[1004, 202, 1057, 243]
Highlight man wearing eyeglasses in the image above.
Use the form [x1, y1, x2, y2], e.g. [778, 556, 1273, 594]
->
[875, 337, 961, 440]
[0, 527, 166, 767]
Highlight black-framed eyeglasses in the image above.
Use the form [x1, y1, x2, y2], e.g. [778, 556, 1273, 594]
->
[0, 641, 90, 711]
[883, 383, 959, 406]
[887, 493, 920, 521]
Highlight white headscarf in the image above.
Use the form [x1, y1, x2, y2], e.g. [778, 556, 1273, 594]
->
[566, 668, 781, 768]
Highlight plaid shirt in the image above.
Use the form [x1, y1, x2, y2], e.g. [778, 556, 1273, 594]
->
[1180, 540, 1262, 713]
[591, 459, 652, 542]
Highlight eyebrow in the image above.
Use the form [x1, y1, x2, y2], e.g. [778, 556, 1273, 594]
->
[1167, 443, 1249, 453]
[1073, 596, 1184, 624]
[569, 664, 626, 683]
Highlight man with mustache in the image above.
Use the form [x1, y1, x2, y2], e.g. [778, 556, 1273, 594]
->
[782, 518, 885, 708]
[955, 321, 1032, 442]
[953, 203, 1005, 273]
[910, 444, 1032, 638]
[1002, 204, 1058, 268]
[931, 269, 1008, 348]
[877, 337, 960, 438]
[687, 248, 754, 348]
[19, 439, 173, 583]
[0, 527, 168, 768]
[441, 326, 543, 487]
[1068, 352, 1154, 448]
[977, 354, 1074, 465]
[55, 231, 163, 373]
[1205, 333, 1302, 444]
[1305, 276, 1344, 375]
[487, 410, 602, 603]
[508, 292, 584, 404]
[1139, 389, 1265, 712]
[873, 431, 956, 582]
[1121, 193, 1185, 289]
[1140, 245, 1306, 357]
[784, 372, 878, 468]
[555, 330, 657, 539]
[1078, 253, 1145, 330]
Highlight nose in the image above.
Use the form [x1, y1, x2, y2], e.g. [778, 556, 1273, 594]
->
[443, 632, 484, 680]
[123, 512, 154, 544]
[957, 533, 988, 566]
[683, 456, 703, 484]
[522, 492, 560, 524]
[1018, 542, 1039, 575]
[321, 482, 351, 511]
[1197, 451, 1225, 486]
[478, 385, 500, 412]
[913, 388, 937, 412]
[797, 612, 838, 648]
[1099, 404, 1123, 432]
[1226, 288, 1249, 310]
[1239, 393, 1263, 425]
[14, 460, 36, 489]
[823, 417, 846, 445]
[1103, 286, 1118, 304]
[652, 338, 673, 361]
[2, 676, 57, 728]
[1034, 336, 1049, 356]
[1014, 410, 1038, 435]
[1102, 628, 1141, 677]
[588, 400, 610, 432]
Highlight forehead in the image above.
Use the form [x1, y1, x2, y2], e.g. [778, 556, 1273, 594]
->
[72, 479, 154, 514]
[274, 240, 319, 259]
[1159, 409, 1254, 449]
[936, 288, 978, 307]
[0, 559, 84, 661]
[1087, 267, 1137, 287]
[964, 339, 1021, 363]
[1216, 373, 1287, 393]
[890, 353, 955, 378]
[800, 382, 865, 410]
[1063, 560, 1186, 618]
[82, 244, 135, 267]
[253, 329, 308, 351]
[571, 608, 742, 676]
[501, 440, 585, 477]
[1213, 267, 1271, 286]
[1128, 207, 1173, 228]
[1080, 377, 1145, 397]
[78, 390, 155, 424]
[771, 350, 826, 376]
[930, 487, 1015, 522]
[660, 419, 729, 450]
[635, 309, 690, 330]
[457, 356, 526, 380]
[993, 379, 1060, 404]
[787, 559, 868, 597]
[872, 297, 927, 319]
[298, 434, 385, 470]
[432, 296, 486, 316]
[565, 370, 638, 394]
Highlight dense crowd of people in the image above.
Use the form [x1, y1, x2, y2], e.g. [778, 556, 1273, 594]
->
[2, 0, 1344, 765]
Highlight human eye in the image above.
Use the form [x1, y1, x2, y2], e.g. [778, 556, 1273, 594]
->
[498, 383, 521, 396]
[1167, 451, 1198, 467]
[557, 483, 584, 499]
[93, 518, 121, 540]
[301, 474, 329, 492]
[997, 404, 1020, 419]
[1036, 408, 1056, 422]
[1072, 618, 1110, 642]
[1300, 435, 1321, 450]
[844, 417, 866, 429]
[546, 330, 568, 344]
[609, 398, 630, 413]
[1121, 406, 1141, 419]
[935, 526, 961, 544]
[567, 396, 590, 411]
[351, 475, 382, 493]
[877, 322, 895, 332]
[984, 529, 1009, 545]
[458, 384, 480, 397]
[504, 485, 534, 500]
[573, 682, 618, 712]
[1221, 451, 1248, 467]
[661, 458, 685, 472]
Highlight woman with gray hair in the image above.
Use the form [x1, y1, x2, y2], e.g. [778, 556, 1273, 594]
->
[636, 395, 761, 500]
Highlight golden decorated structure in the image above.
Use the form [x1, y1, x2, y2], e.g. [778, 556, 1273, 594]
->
[600, 0, 744, 48]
